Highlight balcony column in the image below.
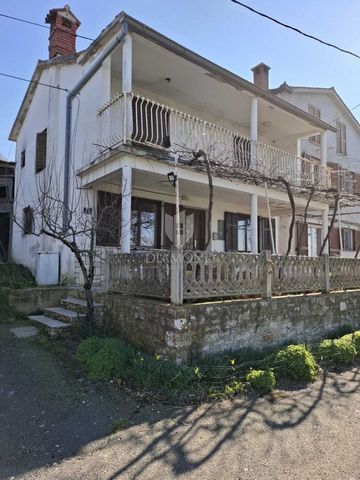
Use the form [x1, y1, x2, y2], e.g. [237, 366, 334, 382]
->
[121, 165, 132, 253]
[122, 32, 132, 141]
[321, 208, 329, 254]
[250, 97, 258, 253]
[320, 131, 328, 186]
[250, 194, 258, 253]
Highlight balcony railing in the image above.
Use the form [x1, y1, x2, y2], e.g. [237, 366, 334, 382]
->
[97, 92, 351, 191]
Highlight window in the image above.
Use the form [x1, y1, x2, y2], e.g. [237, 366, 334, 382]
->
[35, 129, 47, 173]
[342, 228, 354, 251]
[96, 191, 121, 247]
[308, 105, 321, 144]
[307, 226, 321, 257]
[131, 198, 161, 249]
[23, 206, 34, 234]
[336, 121, 347, 155]
[258, 218, 276, 252]
[225, 212, 251, 252]
[21, 150, 26, 168]
[0, 186, 7, 199]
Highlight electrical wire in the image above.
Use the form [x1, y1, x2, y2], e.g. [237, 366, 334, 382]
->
[0, 12, 94, 41]
[0, 72, 75, 95]
[230, 0, 360, 61]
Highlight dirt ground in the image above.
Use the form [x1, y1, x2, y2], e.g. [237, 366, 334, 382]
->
[1, 321, 360, 480]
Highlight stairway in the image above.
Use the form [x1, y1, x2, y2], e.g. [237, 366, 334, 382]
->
[28, 296, 104, 337]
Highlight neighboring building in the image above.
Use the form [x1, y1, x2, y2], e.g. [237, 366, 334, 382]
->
[273, 83, 360, 257]
[9, 6, 350, 283]
[0, 159, 15, 261]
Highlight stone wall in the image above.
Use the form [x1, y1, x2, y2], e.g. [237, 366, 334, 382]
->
[1, 286, 71, 315]
[102, 290, 360, 363]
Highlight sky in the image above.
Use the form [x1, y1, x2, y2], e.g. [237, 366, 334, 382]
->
[1, 0, 360, 161]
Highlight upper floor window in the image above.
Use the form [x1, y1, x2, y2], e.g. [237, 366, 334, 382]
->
[23, 206, 34, 234]
[336, 121, 347, 155]
[35, 129, 47, 173]
[20, 149, 26, 168]
[308, 105, 321, 144]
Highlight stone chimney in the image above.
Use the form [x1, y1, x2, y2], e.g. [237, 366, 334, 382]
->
[251, 63, 271, 90]
[45, 5, 81, 59]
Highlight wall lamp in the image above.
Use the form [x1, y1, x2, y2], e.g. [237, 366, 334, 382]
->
[167, 171, 178, 188]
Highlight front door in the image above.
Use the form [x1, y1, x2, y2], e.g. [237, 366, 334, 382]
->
[164, 204, 205, 250]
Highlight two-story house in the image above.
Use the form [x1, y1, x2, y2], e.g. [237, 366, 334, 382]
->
[10, 6, 342, 284]
[273, 83, 360, 257]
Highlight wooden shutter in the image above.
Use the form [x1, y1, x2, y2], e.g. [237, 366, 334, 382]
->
[329, 227, 340, 256]
[355, 230, 360, 254]
[225, 212, 237, 252]
[296, 221, 308, 256]
[96, 191, 121, 246]
[35, 129, 47, 173]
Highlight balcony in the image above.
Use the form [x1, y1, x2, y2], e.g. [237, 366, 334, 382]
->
[96, 92, 348, 192]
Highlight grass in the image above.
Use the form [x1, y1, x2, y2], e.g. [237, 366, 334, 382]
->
[0, 262, 35, 289]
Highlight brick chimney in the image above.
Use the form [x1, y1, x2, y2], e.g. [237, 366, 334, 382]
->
[251, 63, 271, 90]
[45, 5, 81, 59]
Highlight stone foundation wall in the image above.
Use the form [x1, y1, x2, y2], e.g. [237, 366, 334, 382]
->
[103, 291, 360, 363]
[1, 286, 71, 315]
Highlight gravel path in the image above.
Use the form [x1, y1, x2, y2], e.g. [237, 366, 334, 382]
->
[1, 322, 360, 480]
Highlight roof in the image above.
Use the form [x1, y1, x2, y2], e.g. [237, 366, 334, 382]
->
[272, 82, 360, 133]
[9, 12, 337, 141]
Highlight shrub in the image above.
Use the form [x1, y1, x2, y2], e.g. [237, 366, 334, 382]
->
[76, 337, 104, 364]
[341, 331, 360, 355]
[316, 338, 357, 366]
[246, 369, 276, 395]
[0, 262, 35, 289]
[77, 337, 128, 381]
[271, 344, 317, 382]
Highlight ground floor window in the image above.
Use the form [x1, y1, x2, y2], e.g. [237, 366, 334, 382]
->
[225, 213, 275, 253]
[308, 226, 321, 257]
[131, 198, 161, 249]
[342, 228, 354, 251]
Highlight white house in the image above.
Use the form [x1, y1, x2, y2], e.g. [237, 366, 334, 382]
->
[10, 6, 348, 285]
[273, 83, 360, 257]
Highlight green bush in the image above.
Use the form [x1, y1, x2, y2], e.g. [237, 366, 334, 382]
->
[76, 337, 104, 364]
[316, 338, 357, 366]
[271, 344, 318, 382]
[341, 331, 360, 355]
[246, 369, 276, 395]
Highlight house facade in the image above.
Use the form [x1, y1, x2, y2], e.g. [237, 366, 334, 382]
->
[10, 6, 350, 284]
[273, 83, 360, 257]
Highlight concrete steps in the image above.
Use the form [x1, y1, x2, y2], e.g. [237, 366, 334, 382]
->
[28, 315, 71, 337]
[27, 294, 104, 337]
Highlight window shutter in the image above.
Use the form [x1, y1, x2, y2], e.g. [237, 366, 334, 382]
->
[35, 129, 47, 173]
[296, 221, 308, 256]
[355, 230, 360, 253]
[329, 227, 340, 256]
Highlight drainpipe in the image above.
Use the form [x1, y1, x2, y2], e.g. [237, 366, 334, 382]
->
[63, 20, 128, 229]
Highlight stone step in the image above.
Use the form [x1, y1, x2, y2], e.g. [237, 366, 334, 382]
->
[61, 296, 104, 314]
[43, 306, 86, 324]
[28, 315, 71, 337]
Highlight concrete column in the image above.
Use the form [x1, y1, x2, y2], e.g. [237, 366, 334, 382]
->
[251, 193, 258, 253]
[320, 131, 328, 186]
[322, 208, 329, 254]
[122, 32, 132, 140]
[121, 165, 132, 253]
[296, 138, 302, 157]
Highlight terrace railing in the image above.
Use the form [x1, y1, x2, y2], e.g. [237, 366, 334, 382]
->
[107, 248, 360, 304]
[97, 92, 344, 190]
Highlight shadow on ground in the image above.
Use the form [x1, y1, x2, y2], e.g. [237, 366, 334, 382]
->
[1, 321, 360, 480]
